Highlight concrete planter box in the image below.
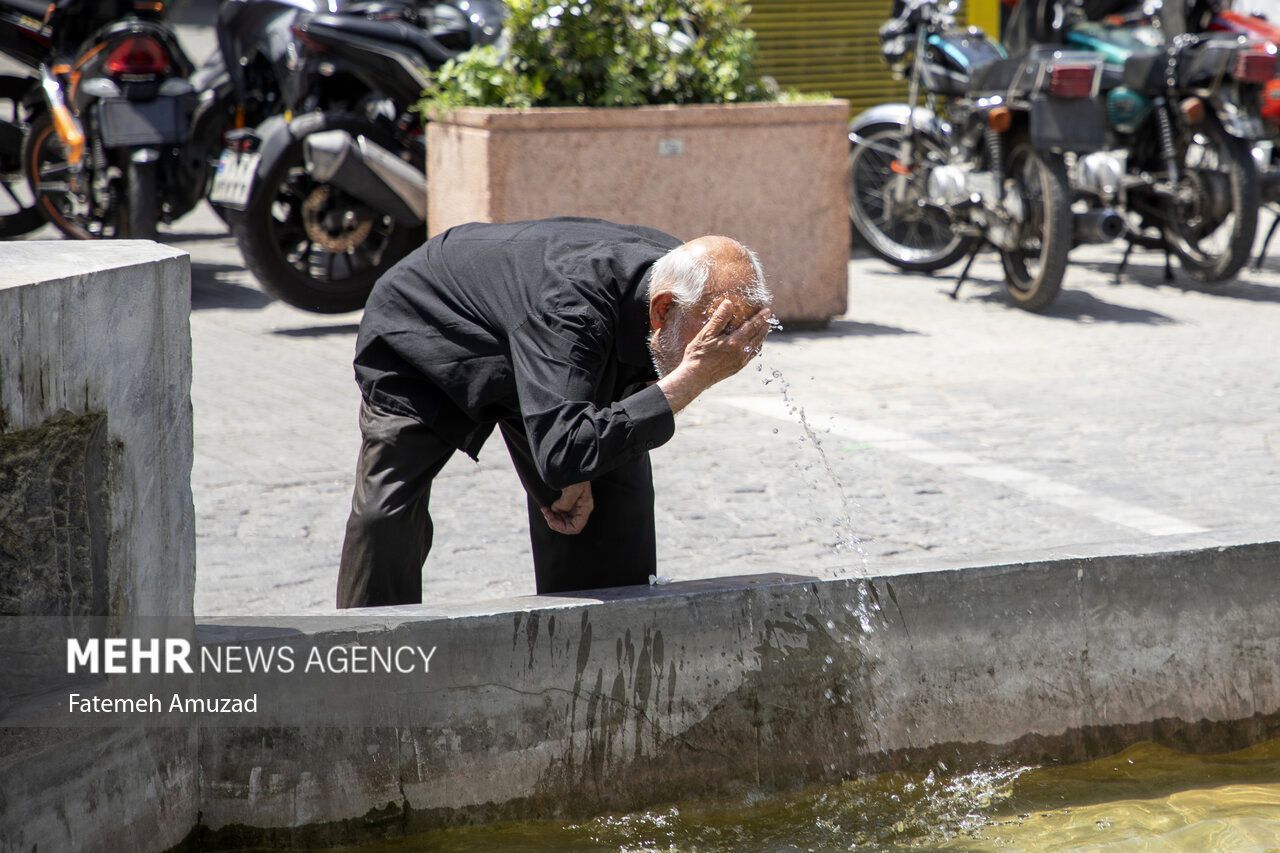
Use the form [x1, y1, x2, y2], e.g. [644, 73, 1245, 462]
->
[427, 101, 851, 326]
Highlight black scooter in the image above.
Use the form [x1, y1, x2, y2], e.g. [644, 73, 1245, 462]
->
[211, 0, 503, 312]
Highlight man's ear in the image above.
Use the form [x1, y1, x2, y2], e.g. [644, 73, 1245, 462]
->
[649, 291, 675, 332]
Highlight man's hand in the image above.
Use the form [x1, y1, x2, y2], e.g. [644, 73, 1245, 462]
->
[541, 482, 594, 535]
[659, 298, 773, 413]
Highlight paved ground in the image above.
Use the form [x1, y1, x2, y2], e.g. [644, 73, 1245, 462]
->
[15, 6, 1280, 617]
[107, 206, 1280, 617]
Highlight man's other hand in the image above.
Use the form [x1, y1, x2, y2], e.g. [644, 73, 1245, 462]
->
[541, 482, 594, 534]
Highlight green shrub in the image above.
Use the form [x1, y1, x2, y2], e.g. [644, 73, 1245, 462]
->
[422, 0, 779, 111]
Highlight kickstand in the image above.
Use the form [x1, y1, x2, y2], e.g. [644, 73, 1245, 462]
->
[1163, 243, 1175, 283]
[1114, 240, 1135, 285]
[949, 242, 983, 300]
[1253, 206, 1280, 272]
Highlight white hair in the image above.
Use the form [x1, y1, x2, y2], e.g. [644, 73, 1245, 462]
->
[648, 242, 771, 308]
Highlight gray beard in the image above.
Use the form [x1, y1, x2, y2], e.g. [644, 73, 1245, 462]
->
[648, 318, 685, 378]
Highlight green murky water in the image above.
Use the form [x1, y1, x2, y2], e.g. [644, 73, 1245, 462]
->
[365, 739, 1280, 851]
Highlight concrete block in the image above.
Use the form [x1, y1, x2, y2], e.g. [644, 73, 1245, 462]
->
[0, 242, 198, 853]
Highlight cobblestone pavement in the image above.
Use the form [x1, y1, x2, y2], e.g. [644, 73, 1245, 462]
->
[147, 207, 1280, 617]
[19, 8, 1280, 617]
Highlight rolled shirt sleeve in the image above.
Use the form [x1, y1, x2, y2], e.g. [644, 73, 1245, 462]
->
[510, 311, 675, 491]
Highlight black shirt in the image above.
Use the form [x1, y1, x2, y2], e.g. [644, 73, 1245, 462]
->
[354, 217, 681, 491]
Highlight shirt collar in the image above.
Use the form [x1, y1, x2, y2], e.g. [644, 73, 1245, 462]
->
[617, 264, 655, 370]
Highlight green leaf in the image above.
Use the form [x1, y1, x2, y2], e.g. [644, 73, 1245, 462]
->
[420, 0, 774, 110]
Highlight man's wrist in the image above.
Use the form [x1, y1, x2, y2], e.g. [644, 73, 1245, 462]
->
[657, 363, 705, 414]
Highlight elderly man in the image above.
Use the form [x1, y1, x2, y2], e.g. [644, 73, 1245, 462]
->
[337, 217, 773, 608]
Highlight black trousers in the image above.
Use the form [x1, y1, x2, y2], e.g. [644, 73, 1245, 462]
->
[336, 398, 657, 608]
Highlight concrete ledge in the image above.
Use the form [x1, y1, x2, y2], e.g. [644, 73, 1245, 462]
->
[194, 531, 1280, 848]
[434, 101, 857, 130]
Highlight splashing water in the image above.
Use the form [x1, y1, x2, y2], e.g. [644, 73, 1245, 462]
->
[762, 363, 873, 581]
[758, 358, 890, 743]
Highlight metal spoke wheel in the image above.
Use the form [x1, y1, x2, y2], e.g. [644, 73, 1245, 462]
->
[1163, 118, 1259, 284]
[848, 123, 973, 272]
[999, 138, 1071, 312]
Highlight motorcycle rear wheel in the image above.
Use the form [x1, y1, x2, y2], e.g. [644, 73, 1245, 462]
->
[233, 126, 422, 314]
[847, 122, 974, 272]
[999, 138, 1072, 312]
[126, 158, 159, 241]
[23, 113, 126, 240]
[1161, 118, 1259, 284]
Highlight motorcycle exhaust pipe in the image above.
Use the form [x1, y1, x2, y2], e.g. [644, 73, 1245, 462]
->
[1073, 208, 1124, 244]
[303, 130, 426, 226]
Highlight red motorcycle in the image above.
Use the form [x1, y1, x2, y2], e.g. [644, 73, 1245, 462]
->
[1197, 1, 1280, 263]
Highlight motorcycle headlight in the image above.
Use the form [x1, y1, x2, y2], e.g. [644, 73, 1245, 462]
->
[881, 34, 909, 66]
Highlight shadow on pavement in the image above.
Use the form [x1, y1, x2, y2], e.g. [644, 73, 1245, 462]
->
[272, 324, 361, 338]
[1078, 258, 1280, 304]
[784, 319, 924, 339]
[164, 229, 232, 244]
[191, 262, 273, 310]
[968, 286, 1177, 324]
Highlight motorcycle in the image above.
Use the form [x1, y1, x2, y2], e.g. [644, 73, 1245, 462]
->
[0, 0, 54, 237]
[210, 0, 503, 312]
[1189, 0, 1280, 266]
[0, 0, 196, 240]
[1037, 0, 1273, 282]
[847, 0, 1114, 311]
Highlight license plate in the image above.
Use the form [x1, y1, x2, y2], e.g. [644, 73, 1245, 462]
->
[97, 97, 186, 148]
[1030, 96, 1106, 153]
[208, 149, 260, 209]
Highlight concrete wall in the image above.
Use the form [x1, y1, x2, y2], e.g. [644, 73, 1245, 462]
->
[0, 243, 198, 853]
[195, 531, 1280, 848]
[426, 102, 851, 326]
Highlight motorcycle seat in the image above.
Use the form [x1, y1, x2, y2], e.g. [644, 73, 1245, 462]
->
[306, 14, 457, 66]
[1099, 63, 1125, 91]
[1120, 49, 1165, 94]
[0, 0, 52, 19]
[967, 56, 1027, 93]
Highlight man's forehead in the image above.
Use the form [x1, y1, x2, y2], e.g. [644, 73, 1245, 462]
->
[693, 290, 760, 319]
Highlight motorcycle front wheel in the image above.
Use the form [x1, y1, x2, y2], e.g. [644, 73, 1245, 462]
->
[999, 138, 1072, 312]
[847, 122, 974, 272]
[233, 130, 422, 314]
[1161, 117, 1259, 284]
